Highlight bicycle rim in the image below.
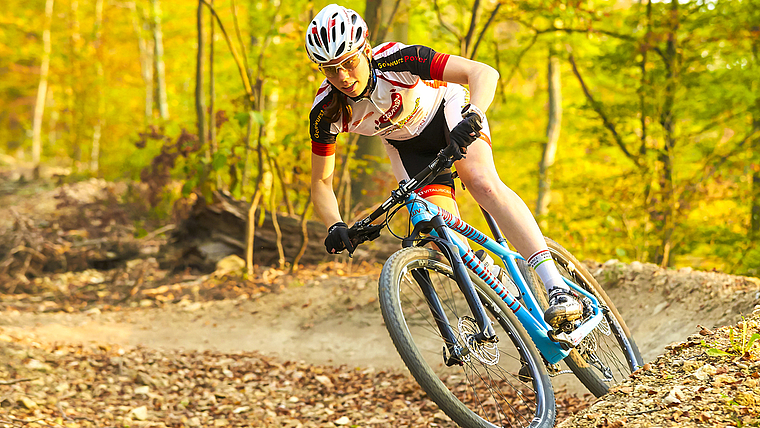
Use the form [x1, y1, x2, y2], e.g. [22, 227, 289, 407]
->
[379, 247, 555, 428]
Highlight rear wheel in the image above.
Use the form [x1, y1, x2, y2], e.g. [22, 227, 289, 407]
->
[379, 247, 556, 428]
[522, 238, 643, 397]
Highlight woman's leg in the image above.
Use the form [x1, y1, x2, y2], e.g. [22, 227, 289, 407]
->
[453, 138, 546, 260]
[453, 138, 582, 327]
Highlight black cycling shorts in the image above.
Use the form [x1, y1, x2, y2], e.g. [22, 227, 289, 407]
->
[387, 101, 456, 198]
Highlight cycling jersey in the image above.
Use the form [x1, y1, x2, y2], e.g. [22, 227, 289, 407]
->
[309, 41, 492, 193]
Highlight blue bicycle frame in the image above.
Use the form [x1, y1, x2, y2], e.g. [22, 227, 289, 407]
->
[405, 191, 605, 365]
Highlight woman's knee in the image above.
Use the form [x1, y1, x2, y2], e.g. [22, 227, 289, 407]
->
[462, 173, 505, 198]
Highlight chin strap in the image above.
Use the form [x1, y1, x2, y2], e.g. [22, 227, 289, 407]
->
[351, 56, 377, 101]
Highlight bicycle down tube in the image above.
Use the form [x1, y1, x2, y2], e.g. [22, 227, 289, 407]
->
[405, 192, 604, 365]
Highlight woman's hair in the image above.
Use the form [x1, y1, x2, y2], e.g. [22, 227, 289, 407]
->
[324, 92, 352, 124]
[323, 45, 372, 124]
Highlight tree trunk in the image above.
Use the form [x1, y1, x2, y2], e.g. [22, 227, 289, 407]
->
[291, 192, 312, 273]
[536, 50, 562, 217]
[208, 0, 217, 158]
[31, 0, 54, 174]
[169, 191, 399, 272]
[151, 0, 169, 119]
[750, 38, 760, 238]
[90, 0, 104, 174]
[129, 2, 153, 123]
[47, 88, 58, 149]
[654, 0, 679, 267]
[241, 112, 253, 192]
[268, 156, 285, 269]
[245, 190, 263, 276]
[195, 0, 206, 149]
[69, 0, 82, 170]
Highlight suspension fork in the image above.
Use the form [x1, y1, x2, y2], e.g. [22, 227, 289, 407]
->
[410, 215, 497, 365]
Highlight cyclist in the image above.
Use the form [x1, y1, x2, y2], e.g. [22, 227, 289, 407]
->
[306, 4, 581, 329]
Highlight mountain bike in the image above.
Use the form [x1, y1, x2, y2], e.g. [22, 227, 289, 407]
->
[347, 141, 643, 428]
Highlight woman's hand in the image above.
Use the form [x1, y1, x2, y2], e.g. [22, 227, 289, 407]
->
[324, 221, 355, 254]
[449, 110, 483, 152]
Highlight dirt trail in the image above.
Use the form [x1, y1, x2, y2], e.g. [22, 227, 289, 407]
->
[3, 261, 759, 396]
[2, 174, 760, 397]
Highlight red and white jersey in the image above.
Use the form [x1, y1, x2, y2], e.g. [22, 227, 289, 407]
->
[310, 42, 481, 157]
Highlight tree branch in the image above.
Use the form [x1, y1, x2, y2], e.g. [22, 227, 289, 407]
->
[680, 127, 760, 205]
[505, 16, 635, 41]
[568, 52, 640, 167]
[0, 378, 36, 385]
[534, 26, 636, 41]
[230, 0, 251, 81]
[254, 2, 282, 82]
[432, 0, 461, 42]
[463, 0, 481, 57]
[470, 2, 501, 60]
[685, 108, 752, 140]
[503, 32, 539, 85]
[375, 0, 403, 45]
[199, 0, 253, 102]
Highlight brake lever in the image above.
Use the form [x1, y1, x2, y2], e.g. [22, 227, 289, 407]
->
[347, 223, 384, 256]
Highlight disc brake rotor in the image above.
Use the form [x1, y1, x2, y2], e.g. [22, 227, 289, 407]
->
[458, 316, 499, 366]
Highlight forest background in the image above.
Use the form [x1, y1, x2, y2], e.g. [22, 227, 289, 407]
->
[1, 0, 759, 275]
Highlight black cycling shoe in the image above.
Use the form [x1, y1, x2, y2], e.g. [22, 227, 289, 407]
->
[544, 287, 583, 329]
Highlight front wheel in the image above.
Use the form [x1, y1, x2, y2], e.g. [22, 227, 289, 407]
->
[522, 238, 644, 397]
[379, 247, 555, 428]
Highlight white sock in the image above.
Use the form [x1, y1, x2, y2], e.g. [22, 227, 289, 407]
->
[527, 249, 568, 292]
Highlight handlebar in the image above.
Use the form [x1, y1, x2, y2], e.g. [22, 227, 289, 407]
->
[346, 141, 465, 254]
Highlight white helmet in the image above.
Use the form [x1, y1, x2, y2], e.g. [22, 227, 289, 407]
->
[305, 4, 368, 64]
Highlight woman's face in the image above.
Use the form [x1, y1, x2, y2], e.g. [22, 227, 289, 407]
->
[321, 45, 371, 97]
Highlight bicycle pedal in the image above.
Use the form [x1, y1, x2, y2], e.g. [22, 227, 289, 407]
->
[560, 319, 581, 333]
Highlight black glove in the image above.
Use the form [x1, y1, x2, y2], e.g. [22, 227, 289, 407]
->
[324, 222, 355, 254]
[449, 108, 483, 153]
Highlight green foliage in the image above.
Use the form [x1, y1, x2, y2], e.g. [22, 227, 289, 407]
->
[705, 317, 760, 357]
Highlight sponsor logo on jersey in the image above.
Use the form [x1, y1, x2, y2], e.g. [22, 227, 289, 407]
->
[313, 109, 325, 140]
[377, 55, 429, 70]
[377, 58, 404, 69]
[379, 97, 422, 136]
[403, 55, 428, 64]
[375, 91, 404, 129]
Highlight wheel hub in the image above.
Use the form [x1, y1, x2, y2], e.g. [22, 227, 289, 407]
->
[458, 316, 499, 365]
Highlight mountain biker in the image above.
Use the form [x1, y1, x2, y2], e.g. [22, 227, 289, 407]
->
[306, 4, 581, 329]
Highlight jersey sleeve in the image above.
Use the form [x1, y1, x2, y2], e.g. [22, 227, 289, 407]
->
[374, 43, 451, 81]
[309, 83, 340, 156]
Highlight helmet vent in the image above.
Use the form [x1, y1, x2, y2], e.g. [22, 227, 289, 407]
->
[336, 42, 345, 56]
[320, 27, 329, 47]
[355, 27, 363, 43]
